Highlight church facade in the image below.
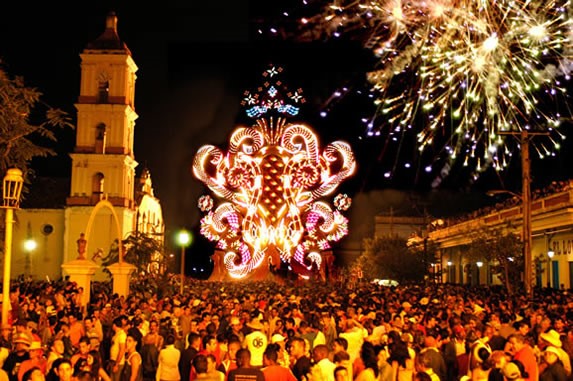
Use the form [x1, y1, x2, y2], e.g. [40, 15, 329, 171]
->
[8, 12, 164, 281]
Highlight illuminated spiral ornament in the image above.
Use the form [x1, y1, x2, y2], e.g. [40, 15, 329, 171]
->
[226, 164, 255, 189]
[334, 194, 352, 211]
[198, 195, 214, 212]
[291, 159, 320, 188]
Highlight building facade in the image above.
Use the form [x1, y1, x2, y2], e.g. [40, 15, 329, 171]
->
[429, 181, 573, 289]
[5, 12, 164, 281]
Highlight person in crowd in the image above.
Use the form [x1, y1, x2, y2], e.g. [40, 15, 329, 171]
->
[54, 359, 73, 381]
[140, 322, 161, 381]
[354, 342, 379, 381]
[123, 333, 143, 381]
[311, 344, 335, 381]
[71, 338, 92, 367]
[333, 366, 349, 381]
[17, 341, 46, 381]
[45, 339, 64, 375]
[419, 335, 447, 381]
[261, 344, 296, 381]
[289, 337, 312, 381]
[21, 367, 44, 381]
[179, 333, 200, 381]
[243, 316, 267, 369]
[501, 360, 528, 381]
[539, 346, 568, 381]
[156, 335, 180, 381]
[414, 350, 440, 381]
[217, 338, 240, 377]
[227, 349, 264, 381]
[506, 333, 538, 381]
[3, 333, 31, 381]
[488, 350, 510, 381]
[190, 355, 215, 381]
[84, 350, 110, 381]
[204, 354, 223, 381]
[109, 318, 127, 381]
[339, 319, 367, 364]
[538, 329, 572, 377]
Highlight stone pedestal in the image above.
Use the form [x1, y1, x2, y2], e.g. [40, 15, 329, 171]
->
[107, 262, 136, 297]
[61, 259, 99, 306]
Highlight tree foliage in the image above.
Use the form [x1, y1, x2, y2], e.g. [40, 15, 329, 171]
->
[356, 235, 426, 282]
[100, 231, 174, 295]
[100, 231, 166, 275]
[466, 227, 523, 294]
[0, 66, 73, 184]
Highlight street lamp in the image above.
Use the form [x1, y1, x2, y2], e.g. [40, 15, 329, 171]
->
[1, 168, 24, 325]
[176, 230, 192, 295]
[476, 261, 483, 285]
[548, 250, 555, 288]
[23, 238, 37, 275]
[486, 187, 532, 299]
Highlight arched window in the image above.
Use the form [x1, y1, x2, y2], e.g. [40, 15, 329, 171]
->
[97, 80, 109, 103]
[95, 123, 107, 153]
[92, 172, 104, 200]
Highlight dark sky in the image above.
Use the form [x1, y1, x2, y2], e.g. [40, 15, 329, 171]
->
[2, 3, 573, 269]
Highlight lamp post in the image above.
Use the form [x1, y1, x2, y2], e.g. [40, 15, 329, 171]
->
[547, 250, 555, 288]
[476, 261, 483, 285]
[176, 230, 192, 295]
[1, 168, 24, 325]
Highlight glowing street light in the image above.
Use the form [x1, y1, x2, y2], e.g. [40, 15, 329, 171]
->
[176, 230, 192, 295]
[1, 168, 24, 325]
[548, 250, 555, 288]
[23, 238, 37, 275]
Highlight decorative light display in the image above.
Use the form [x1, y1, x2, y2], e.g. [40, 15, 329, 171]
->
[193, 66, 356, 279]
[268, 0, 573, 182]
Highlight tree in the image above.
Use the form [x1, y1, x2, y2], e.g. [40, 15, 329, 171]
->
[100, 231, 166, 275]
[466, 227, 523, 294]
[100, 232, 174, 296]
[356, 235, 426, 282]
[0, 66, 72, 185]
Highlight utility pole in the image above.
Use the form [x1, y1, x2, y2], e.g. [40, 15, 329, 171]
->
[521, 130, 533, 300]
[499, 129, 547, 300]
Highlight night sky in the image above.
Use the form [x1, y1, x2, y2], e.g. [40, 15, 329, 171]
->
[2, 3, 573, 273]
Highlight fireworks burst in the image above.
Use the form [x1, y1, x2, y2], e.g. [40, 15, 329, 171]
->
[265, 0, 573, 183]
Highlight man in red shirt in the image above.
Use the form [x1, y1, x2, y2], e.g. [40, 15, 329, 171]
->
[507, 333, 538, 381]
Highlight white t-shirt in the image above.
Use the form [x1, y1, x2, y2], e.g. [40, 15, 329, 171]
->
[244, 330, 268, 367]
[110, 329, 127, 365]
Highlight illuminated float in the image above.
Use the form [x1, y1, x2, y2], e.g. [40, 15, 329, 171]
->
[193, 66, 356, 280]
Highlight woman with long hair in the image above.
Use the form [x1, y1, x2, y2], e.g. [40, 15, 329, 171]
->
[87, 350, 111, 381]
[387, 332, 414, 381]
[355, 342, 380, 381]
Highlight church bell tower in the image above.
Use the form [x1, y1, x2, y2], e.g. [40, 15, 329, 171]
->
[64, 12, 138, 265]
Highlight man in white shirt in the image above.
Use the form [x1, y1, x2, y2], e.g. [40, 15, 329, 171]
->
[109, 317, 127, 381]
[243, 318, 268, 368]
[339, 319, 367, 363]
[311, 344, 336, 381]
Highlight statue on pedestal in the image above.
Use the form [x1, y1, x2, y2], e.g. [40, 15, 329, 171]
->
[77, 233, 87, 260]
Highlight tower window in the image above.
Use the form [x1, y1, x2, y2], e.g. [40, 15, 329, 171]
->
[98, 80, 109, 103]
[92, 172, 105, 197]
[95, 123, 107, 153]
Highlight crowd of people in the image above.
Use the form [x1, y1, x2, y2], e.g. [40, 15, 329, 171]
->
[1, 276, 573, 381]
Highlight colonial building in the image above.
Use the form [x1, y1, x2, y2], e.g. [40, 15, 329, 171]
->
[429, 181, 573, 289]
[7, 12, 164, 281]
